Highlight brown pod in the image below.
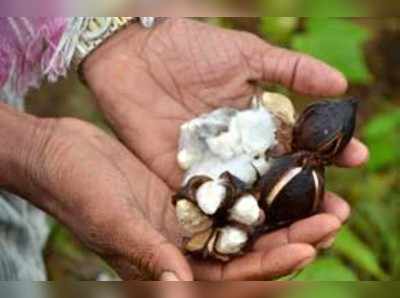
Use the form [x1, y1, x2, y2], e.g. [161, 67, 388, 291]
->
[258, 153, 325, 229]
[292, 98, 359, 161]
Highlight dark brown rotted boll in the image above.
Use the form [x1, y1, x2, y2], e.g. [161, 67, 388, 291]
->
[258, 98, 358, 230]
[292, 98, 359, 162]
[257, 152, 325, 230]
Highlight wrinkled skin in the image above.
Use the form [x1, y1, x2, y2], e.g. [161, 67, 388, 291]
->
[81, 18, 369, 280]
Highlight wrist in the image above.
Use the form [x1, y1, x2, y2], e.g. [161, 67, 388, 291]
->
[0, 103, 56, 196]
[82, 18, 159, 91]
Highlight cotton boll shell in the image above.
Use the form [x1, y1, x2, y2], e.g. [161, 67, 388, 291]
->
[176, 199, 213, 235]
[266, 167, 324, 227]
[261, 92, 296, 125]
[214, 226, 248, 256]
[258, 153, 325, 228]
[229, 194, 263, 226]
[293, 98, 359, 160]
[185, 228, 214, 253]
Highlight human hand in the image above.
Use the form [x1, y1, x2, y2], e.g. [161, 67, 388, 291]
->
[84, 18, 369, 280]
[0, 105, 193, 281]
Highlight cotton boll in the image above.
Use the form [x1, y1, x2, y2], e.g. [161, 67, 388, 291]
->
[196, 180, 227, 215]
[229, 195, 261, 226]
[215, 227, 248, 255]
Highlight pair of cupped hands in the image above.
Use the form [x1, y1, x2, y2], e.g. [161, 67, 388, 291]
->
[11, 18, 369, 281]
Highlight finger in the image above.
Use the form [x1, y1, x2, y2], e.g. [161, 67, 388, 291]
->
[111, 234, 193, 281]
[253, 42, 348, 96]
[334, 138, 369, 168]
[193, 243, 316, 281]
[253, 213, 341, 253]
[322, 192, 351, 223]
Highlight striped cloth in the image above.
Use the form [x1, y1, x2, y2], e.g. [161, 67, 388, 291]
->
[0, 17, 85, 281]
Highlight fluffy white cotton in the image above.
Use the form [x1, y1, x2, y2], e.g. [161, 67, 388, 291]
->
[178, 105, 278, 187]
[251, 156, 271, 176]
[234, 108, 277, 157]
[196, 180, 227, 215]
[183, 155, 258, 187]
[229, 195, 261, 226]
[206, 108, 277, 160]
[177, 149, 200, 171]
[215, 227, 248, 254]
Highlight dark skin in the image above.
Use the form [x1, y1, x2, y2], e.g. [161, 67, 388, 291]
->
[0, 18, 368, 281]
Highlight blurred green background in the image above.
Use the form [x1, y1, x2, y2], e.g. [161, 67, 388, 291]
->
[26, 16, 400, 281]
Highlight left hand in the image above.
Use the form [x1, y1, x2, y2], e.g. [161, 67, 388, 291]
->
[84, 18, 368, 280]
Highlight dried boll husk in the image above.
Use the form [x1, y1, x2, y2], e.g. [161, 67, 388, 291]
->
[176, 199, 213, 235]
[292, 98, 359, 161]
[258, 152, 325, 229]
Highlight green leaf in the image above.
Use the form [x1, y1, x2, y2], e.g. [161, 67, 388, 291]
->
[292, 19, 372, 83]
[300, 0, 366, 16]
[362, 109, 400, 170]
[259, 17, 298, 44]
[333, 226, 388, 280]
[294, 256, 358, 281]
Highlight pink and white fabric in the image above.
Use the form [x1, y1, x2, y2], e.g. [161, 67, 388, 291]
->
[0, 17, 83, 98]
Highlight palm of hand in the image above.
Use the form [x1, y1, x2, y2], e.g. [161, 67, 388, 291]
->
[85, 18, 364, 280]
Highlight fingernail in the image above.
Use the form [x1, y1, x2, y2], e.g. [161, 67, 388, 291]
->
[160, 271, 181, 281]
[294, 256, 315, 271]
[316, 232, 337, 250]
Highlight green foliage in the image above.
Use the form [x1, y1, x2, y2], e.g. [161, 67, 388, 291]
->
[363, 109, 400, 171]
[294, 256, 358, 281]
[299, 0, 366, 16]
[292, 19, 372, 83]
[259, 17, 298, 44]
[257, 0, 367, 16]
[333, 226, 388, 280]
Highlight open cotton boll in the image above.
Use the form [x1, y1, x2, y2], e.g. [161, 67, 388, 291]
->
[215, 227, 248, 255]
[229, 194, 261, 226]
[196, 180, 227, 215]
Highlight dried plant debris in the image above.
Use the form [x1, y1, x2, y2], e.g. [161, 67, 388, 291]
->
[173, 92, 358, 262]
